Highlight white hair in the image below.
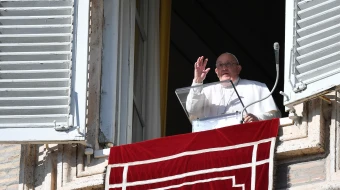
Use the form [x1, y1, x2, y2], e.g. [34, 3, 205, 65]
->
[217, 52, 240, 65]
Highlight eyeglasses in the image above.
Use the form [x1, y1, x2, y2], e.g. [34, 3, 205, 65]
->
[216, 62, 238, 68]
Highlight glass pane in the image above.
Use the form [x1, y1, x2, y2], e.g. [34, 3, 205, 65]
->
[132, 105, 144, 142]
[132, 19, 145, 142]
[175, 80, 242, 132]
[136, 0, 141, 13]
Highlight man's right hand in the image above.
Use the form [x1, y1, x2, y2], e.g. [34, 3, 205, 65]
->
[194, 56, 210, 83]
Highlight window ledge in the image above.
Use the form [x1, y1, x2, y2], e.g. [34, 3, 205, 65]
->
[276, 99, 328, 160]
[94, 148, 111, 158]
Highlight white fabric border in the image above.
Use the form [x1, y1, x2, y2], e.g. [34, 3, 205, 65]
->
[268, 138, 275, 190]
[122, 165, 128, 190]
[150, 176, 245, 190]
[251, 144, 258, 190]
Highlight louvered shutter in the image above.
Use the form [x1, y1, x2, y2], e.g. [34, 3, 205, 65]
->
[284, 0, 340, 107]
[0, 0, 89, 143]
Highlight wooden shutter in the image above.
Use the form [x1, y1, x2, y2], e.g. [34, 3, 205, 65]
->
[0, 0, 89, 143]
[284, 0, 340, 107]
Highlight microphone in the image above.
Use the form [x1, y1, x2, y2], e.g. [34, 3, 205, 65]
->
[240, 42, 280, 123]
[273, 42, 280, 84]
[274, 42, 279, 66]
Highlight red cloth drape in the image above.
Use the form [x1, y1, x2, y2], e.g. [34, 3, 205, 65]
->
[106, 118, 279, 190]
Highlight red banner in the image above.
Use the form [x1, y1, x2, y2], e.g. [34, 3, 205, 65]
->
[106, 119, 279, 190]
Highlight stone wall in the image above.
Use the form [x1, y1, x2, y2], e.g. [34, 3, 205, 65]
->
[273, 91, 340, 189]
[0, 145, 21, 190]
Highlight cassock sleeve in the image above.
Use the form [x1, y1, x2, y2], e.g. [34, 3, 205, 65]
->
[255, 84, 281, 120]
[185, 81, 206, 119]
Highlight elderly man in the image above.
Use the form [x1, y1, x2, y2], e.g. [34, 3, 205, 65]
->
[186, 53, 281, 123]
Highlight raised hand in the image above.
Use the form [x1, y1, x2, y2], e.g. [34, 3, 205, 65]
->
[194, 56, 210, 83]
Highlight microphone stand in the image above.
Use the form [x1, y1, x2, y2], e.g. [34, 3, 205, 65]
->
[240, 42, 280, 124]
[230, 80, 248, 115]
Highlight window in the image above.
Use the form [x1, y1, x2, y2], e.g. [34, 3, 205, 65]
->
[283, 0, 340, 107]
[132, 0, 149, 143]
[99, 0, 161, 147]
[0, 0, 89, 143]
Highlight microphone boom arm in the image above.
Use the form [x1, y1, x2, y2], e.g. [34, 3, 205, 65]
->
[240, 42, 280, 123]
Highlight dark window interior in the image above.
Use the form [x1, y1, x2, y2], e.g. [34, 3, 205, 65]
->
[166, 0, 286, 136]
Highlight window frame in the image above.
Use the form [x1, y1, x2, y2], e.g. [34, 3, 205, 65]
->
[99, 0, 136, 145]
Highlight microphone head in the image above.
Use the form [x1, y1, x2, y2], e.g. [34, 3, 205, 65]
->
[274, 42, 280, 50]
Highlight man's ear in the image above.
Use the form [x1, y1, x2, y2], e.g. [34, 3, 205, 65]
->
[237, 65, 242, 74]
[215, 68, 218, 75]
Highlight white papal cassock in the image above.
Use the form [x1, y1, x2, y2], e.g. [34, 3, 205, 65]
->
[186, 78, 281, 121]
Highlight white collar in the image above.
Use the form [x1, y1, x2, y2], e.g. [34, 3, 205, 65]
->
[221, 77, 240, 89]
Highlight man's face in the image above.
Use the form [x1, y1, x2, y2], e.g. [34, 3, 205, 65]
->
[215, 53, 242, 82]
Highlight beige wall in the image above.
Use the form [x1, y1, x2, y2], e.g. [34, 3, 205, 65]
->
[0, 145, 21, 190]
